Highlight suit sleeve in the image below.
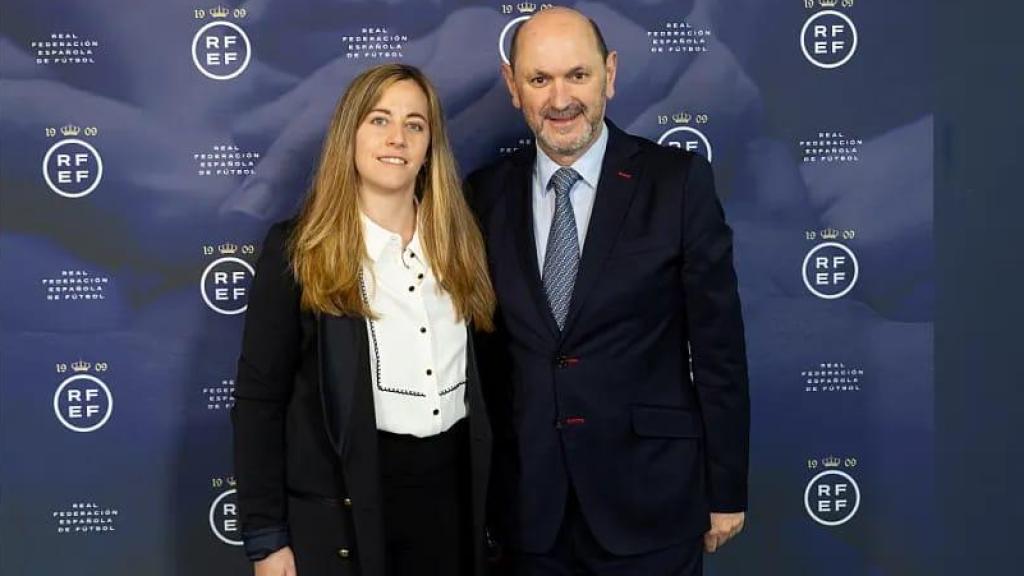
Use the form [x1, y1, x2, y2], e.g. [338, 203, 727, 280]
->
[680, 154, 751, 512]
[464, 170, 516, 550]
[231, 222, 301, 559]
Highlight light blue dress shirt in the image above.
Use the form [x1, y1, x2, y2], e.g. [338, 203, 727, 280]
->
[532, 121, 610, 269]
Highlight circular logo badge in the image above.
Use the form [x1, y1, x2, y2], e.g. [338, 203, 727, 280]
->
[657, 126, 713, 162]
[802, 241, 858, 300]
[498, 16, 533, 65]
[800, 10, 858, 69]
[192, 20, 252, 80]
[42, 139, 104, 198]
[201, 257, 255, 315]
[209, 489, 242, 546]
[53, 374, 113, 433]
[804, 469, 860, 526]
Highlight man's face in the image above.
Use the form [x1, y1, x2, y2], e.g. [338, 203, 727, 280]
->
[502, 12, 617, 165]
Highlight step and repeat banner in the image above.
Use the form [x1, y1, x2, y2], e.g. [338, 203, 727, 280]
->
[0, 0, 933, 574]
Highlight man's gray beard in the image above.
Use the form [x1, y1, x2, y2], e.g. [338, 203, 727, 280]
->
[538, 115, 600, 157]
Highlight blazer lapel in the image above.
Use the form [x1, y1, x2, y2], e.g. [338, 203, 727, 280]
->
[562, 123, 641, 337]
[318, 313, 372, 458]
[508, 148, 562, 339]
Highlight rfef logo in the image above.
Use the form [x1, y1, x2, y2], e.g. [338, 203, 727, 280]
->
[800, 10, 858, 69]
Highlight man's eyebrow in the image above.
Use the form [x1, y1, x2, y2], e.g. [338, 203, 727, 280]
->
[523, 65, 591, 77]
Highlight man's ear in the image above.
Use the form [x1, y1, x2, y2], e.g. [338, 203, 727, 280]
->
[501, 63, 522, 109]
[604, 50, 618, 100]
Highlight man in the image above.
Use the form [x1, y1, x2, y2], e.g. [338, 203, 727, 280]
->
[467, 7, 749, 575]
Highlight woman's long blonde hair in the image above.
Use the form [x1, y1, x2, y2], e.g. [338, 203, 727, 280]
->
[288, 64, 495, 331]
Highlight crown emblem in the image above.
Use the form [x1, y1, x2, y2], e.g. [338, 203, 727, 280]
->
[822, 455, 841, 468]
[217, 242, 238, 255]
[819, 0, 839, 7]
[820, 227, 840, 240]
[209, 5, 230, 18]
[517, 2, 537, 14]
[672, 112, 692, 124]
[61, 124, 81, 137]
[71, 360, 92, 373]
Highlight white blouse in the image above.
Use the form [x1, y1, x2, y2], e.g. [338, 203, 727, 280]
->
[359, 213, 468, 437]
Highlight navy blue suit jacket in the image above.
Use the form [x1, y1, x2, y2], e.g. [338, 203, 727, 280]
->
[467, 121, 749, 556]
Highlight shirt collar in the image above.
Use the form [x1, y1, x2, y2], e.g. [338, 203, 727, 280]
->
[361, 212, 421, 263]
[535, 120, 609, 194]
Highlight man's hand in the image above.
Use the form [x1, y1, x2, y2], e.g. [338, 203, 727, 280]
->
[254, 546, 297, 576]
[703, 512, 745, 553]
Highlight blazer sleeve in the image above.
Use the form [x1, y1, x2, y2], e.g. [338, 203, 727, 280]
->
[231, 221, 302, 559]
[679, 154, 751, 512]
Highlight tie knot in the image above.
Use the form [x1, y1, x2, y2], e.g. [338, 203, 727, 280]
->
[549, 167, 581, 197]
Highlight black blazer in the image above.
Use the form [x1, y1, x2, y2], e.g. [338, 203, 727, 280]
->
[467, 121, 749, 556]
[231, 221, 493, 576]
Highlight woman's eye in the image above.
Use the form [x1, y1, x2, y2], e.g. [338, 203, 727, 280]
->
[370, 116, 387, 126]
[407, 123, 425, 132]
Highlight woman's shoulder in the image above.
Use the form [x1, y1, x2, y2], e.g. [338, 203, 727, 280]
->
[259, 218, 299, 256]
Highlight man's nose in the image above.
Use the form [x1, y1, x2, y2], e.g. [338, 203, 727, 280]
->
[550, 80, 573, 110]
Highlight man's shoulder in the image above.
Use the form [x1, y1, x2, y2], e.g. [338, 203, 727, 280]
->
[466, 148, 529, 185]
[464, 148, 531, 214]
[615, 127, 704, 174]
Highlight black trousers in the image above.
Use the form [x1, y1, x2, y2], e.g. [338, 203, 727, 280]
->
[378, 419, 471, 576]
[513, 488, 704, 576]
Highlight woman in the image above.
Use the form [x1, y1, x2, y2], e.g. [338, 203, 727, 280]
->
[232, 64, 496, 576]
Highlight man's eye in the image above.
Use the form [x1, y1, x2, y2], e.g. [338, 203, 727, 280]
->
[572, 72, 588, 81]
[529, 77, 547, 86]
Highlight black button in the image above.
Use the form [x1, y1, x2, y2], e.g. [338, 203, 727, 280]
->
[426, 369, 433, 376]
[408, 286, 415, 292]
[433, 409, 440, 416]
[420, 327, 427, 333]
[410, 252, 417, 258]
[417, 273, 424, 280]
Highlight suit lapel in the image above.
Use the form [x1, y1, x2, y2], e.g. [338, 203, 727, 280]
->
[562, 123, 641, 337]
[508, 148, 562, 339]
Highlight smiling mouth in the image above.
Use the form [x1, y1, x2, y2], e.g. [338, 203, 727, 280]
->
[377, 156, 408, 166]
[544, 105, 585, 129]
[548, 115, 578, 124]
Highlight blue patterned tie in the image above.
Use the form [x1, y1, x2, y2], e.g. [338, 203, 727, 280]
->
[542, 167, 582, 331]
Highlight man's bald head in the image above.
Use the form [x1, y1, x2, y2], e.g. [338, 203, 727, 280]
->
[508, 7, 609, 70]
[500, 6, 618, 165]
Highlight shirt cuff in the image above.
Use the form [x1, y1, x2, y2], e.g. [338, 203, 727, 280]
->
[243, 525, 290, 561]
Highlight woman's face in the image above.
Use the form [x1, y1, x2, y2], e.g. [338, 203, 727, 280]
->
[354, 79, 431, 199]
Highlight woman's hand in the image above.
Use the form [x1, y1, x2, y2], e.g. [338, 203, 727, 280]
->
[254, 546, 297, 576]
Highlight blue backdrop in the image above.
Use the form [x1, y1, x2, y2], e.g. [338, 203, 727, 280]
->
[0, 1, 933, 574]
